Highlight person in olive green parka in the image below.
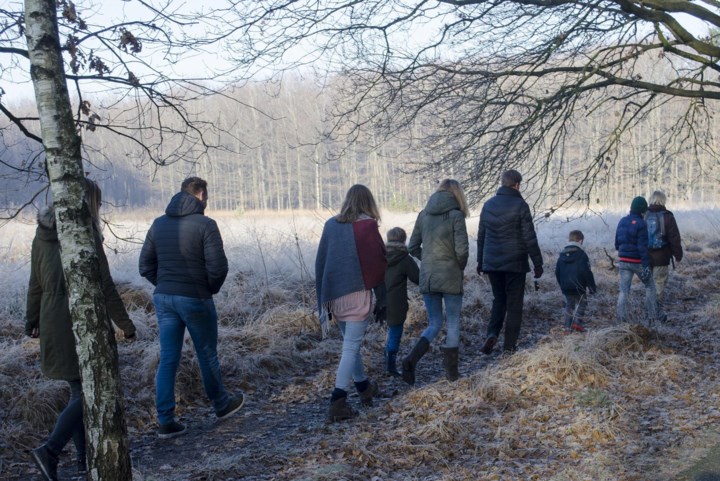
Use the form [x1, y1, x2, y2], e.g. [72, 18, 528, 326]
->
[404, 179, 469, 385]
[25, 180, 136, 481]
[383, 227, 420, 376]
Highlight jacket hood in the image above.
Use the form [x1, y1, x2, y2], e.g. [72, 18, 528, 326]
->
[559, 243, 584, 263]
[386, 241, 409, 267]
[36, 206, 59, 242]
[166, 191, 206, 217]
[424, 190, 460, 216]
[38, 206, 56, 230]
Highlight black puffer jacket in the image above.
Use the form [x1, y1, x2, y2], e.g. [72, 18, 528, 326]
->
[554, 243, 596, 296]
[139, 191, 228, 298]
[477, 186, 543, 273]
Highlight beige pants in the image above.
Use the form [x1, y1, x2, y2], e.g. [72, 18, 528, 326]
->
[653, 265, 670, 299]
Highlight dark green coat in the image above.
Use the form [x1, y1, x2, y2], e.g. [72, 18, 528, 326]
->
[408, 191, 469, 295]
[25, 208, 136, 381]
[385, 242, 420, 327]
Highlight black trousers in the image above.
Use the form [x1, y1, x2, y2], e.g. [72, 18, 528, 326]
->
[486, 271, 527, 350]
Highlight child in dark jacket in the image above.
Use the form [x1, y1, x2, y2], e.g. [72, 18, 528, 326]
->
[383, 227, 420, 376]
[555, 230, 596, 332]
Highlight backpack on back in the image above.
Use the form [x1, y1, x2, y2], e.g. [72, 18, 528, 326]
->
[645, 211, 666, 249]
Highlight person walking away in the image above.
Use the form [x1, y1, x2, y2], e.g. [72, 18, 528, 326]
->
[555, 230, 597, 333]
[26, 179, 136, 481]
[645, 190, 683, 310]
[139, 177, 244, 439]
[615, 196, 660, 323]
[404, 179, 469, 384]
[477, 170, 543, 355]
[315, 184, 387, 422]
[383, 227, 420, 377]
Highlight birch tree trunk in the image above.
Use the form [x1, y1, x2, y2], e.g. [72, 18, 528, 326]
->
[24, 1, 132, 479]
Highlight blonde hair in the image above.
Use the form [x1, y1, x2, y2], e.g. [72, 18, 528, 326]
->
[336, 184, 381, 223]
[437, 179, 469, 218]
[649, 190, 667, 206]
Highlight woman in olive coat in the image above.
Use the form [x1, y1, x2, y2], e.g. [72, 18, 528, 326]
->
[403, 179, 469, 385]
[25, 180, 136, 481]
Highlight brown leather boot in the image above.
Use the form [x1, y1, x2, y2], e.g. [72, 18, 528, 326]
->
[327, 396, 357, 422]
[358, 380, 379, 407]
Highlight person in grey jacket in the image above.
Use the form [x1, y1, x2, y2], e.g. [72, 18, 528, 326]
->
[139, 177, 244, 439]
[477, 170, 543, 354]
[404, 179, 469, 384]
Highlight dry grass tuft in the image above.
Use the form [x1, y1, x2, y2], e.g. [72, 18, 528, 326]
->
[116, 283, 154, 312]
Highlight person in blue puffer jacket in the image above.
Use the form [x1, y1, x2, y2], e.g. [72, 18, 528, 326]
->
[614, 196, 661, 323]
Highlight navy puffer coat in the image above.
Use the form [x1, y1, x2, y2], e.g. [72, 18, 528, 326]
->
[477, 186, 543, 273]
[139, 191, 228, 298]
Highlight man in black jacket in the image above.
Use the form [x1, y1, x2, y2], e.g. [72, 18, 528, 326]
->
[477, 170, 543, 353]
[140, 177, 244, 439]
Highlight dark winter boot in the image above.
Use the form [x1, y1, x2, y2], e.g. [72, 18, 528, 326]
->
[441, 347, 459, 382]
[401, 337, 430, 386]
[385, 351, 401, 377]
[30, 445, 58, 481]
[328, 389, 357, 422]
[356, 379, 379, 407]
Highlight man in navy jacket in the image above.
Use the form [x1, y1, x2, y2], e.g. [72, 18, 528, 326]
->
[140, 177, 244, 439]
[477, 170, 543, 353]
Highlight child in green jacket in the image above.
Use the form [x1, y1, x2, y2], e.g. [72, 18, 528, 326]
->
[383, 227, 419, 376]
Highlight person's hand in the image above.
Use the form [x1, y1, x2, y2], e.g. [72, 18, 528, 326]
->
[639, 266, 652, 283]
[476, 264, 484, 276]
[373, 305, 386, 323]
[533, 265, 543, 279]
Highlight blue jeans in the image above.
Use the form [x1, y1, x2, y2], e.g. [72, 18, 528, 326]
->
[421, 293, 462, 348]
[46, 380, 84, 459]
[386, 324, 404, 353]
[335, 319, 369, 392]
[154, 294, 229, 425]
[616, 262, 658, 322]
[563, 294, 588, 328]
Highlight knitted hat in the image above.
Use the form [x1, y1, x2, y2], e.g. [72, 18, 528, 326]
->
[630, 196, 648, 214]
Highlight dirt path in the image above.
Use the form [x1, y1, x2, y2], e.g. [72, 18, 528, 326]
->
[6, 282, 716, 481]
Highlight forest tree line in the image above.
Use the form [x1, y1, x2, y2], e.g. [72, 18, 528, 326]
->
[2, 72, 718, 216]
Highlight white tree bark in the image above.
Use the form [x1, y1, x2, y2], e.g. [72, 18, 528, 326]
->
[24, 0, 132, 479]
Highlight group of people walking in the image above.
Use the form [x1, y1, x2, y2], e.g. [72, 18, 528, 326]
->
[24, 171, 683, 479]
[316, 171, 683, 422]
[315, 171, 546, 421]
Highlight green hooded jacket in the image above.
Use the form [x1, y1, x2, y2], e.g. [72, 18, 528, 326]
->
[25, 207, 136, 381]
[385, 241, 420, 326]
[408, 190, 469, 295]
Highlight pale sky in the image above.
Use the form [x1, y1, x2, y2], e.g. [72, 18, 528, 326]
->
[0, 1, 713, 103]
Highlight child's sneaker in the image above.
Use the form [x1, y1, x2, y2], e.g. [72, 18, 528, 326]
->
[570, 323, 586, 333]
